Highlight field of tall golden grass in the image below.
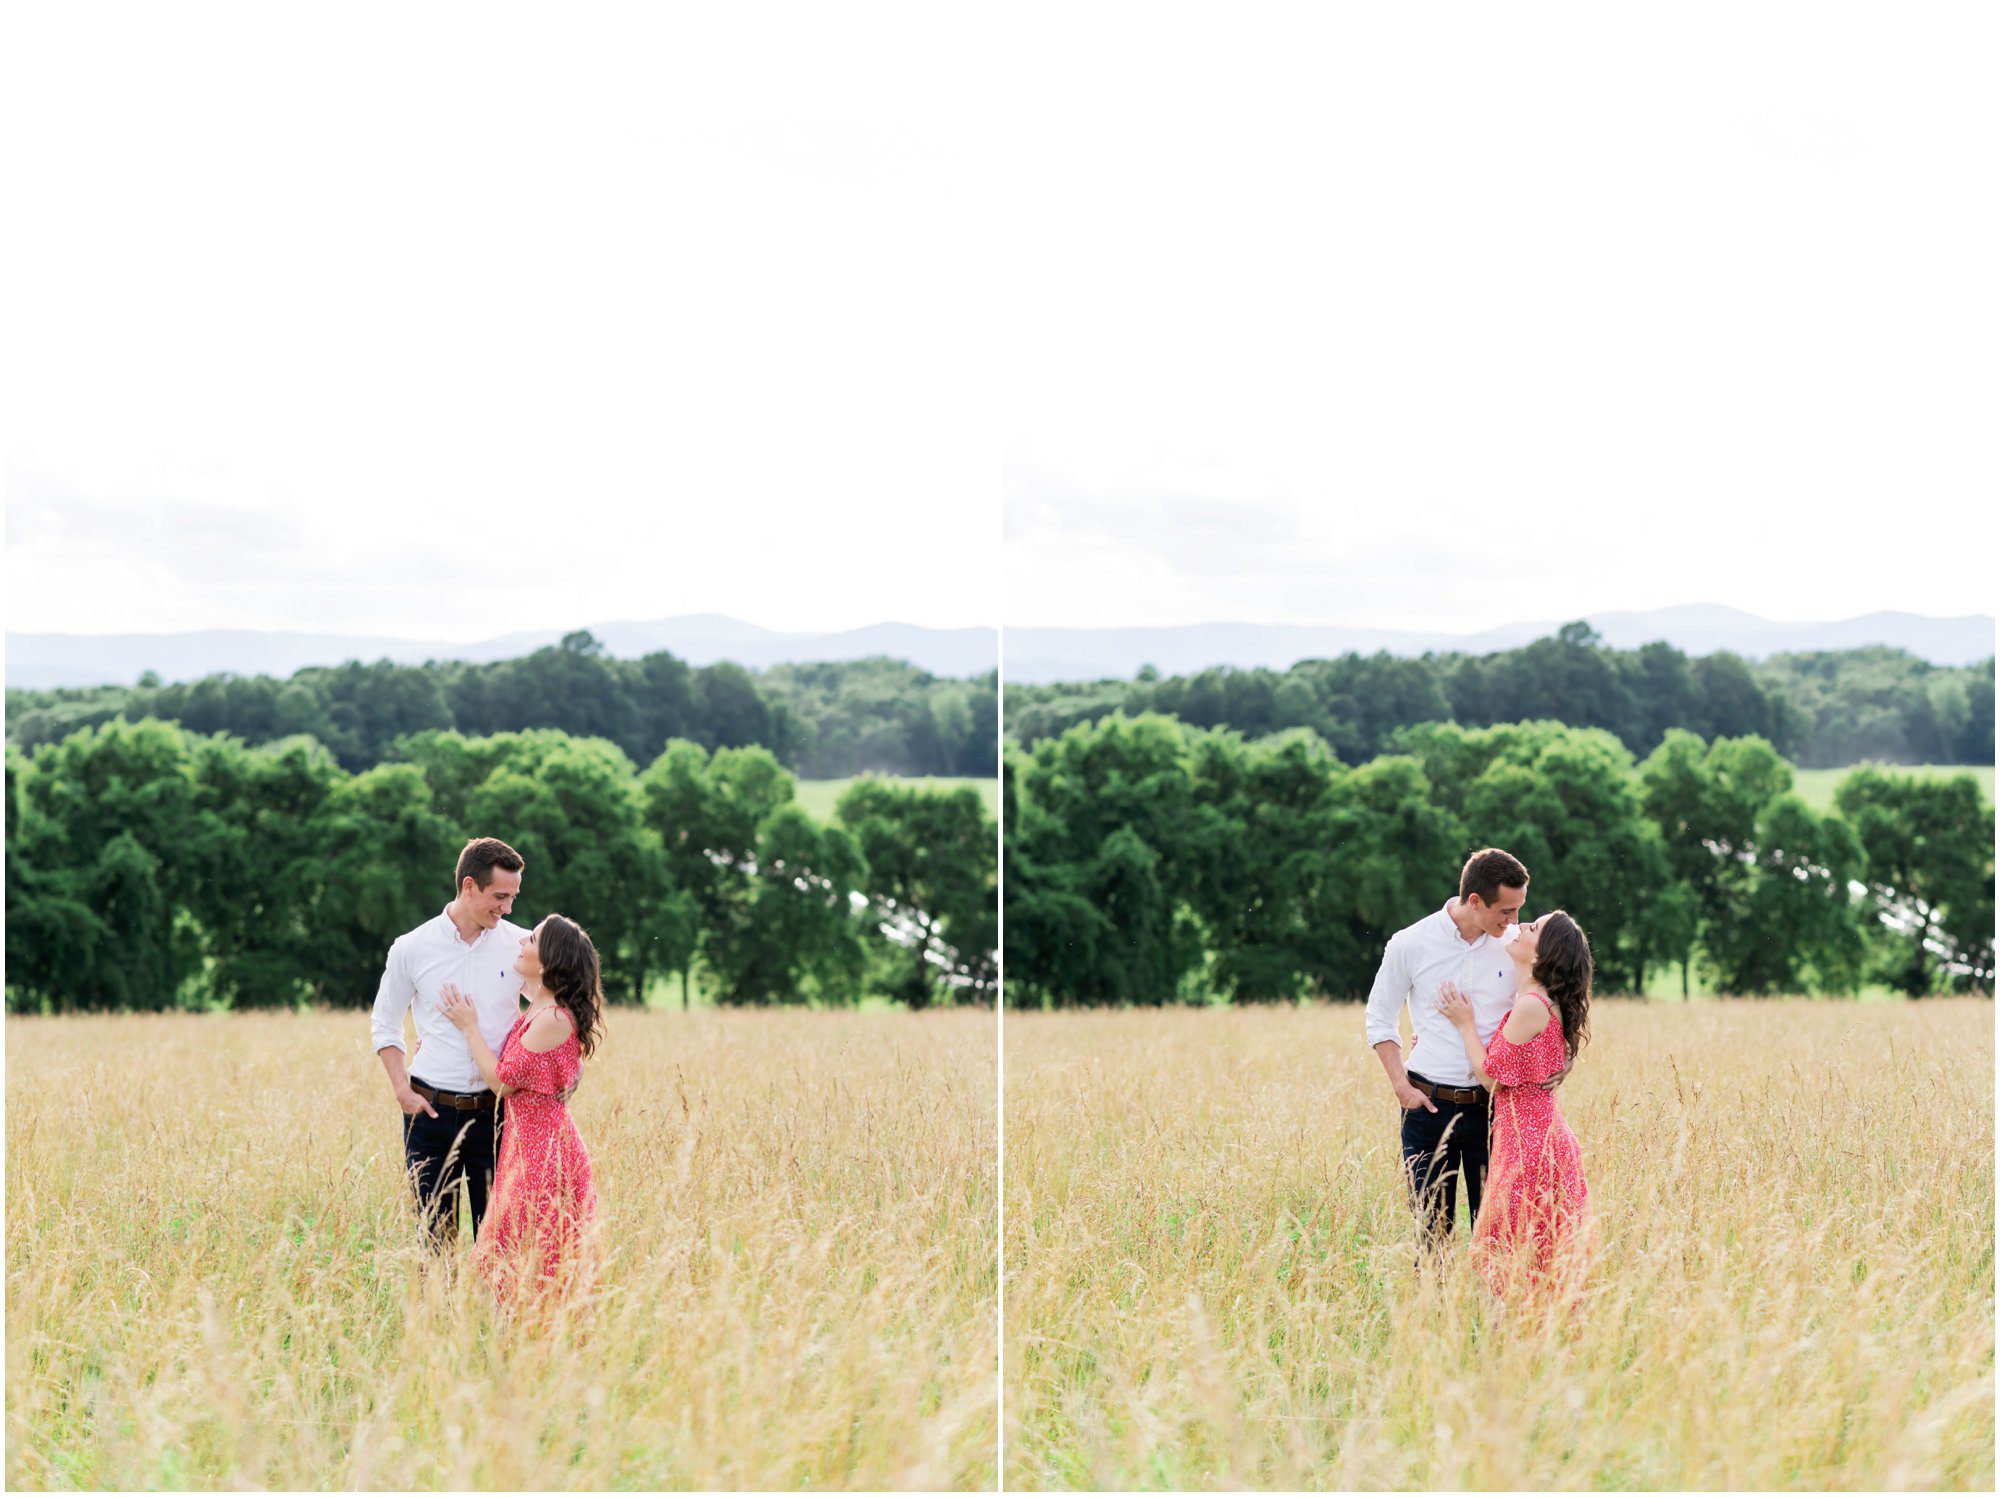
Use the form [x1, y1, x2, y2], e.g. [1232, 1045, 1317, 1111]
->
[6, 1007, 996, 1490]
[1005, 999, 1994, 1490]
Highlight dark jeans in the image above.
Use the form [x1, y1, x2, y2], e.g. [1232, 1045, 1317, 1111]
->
[1399, 1072, 1490, 1249]
[401, 1087, 501, 1250]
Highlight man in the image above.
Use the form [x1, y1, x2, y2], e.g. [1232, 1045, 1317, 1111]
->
[1364, 847, 1529, 1253]
[371, 837, 529, 1249]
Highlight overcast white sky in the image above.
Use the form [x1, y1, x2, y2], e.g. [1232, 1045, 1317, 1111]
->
[7, 6, 1995, 645]
[3, 3, 997, 640]
[1002, 5, 1998, 632]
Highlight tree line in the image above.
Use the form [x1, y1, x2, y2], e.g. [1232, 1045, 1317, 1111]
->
[1004, 712, 1993, 1008]
[6, 720, 997, 1015]
[4, 633, 999, 780]
[1006, 625, 1995, 770]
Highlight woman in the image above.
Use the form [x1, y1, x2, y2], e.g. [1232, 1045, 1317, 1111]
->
[440, 913, 601, 1299]
[1438, 911, 1593, 1294]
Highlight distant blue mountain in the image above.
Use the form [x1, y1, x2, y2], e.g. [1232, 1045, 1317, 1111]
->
[6, 617, 999, 690]
[1004, 607, 1995, 684]
[8, 606, 1988, 691]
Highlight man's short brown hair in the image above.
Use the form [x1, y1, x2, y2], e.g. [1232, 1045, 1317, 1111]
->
[1459, 847, 1528, 905]
[456, 837, 524, 891]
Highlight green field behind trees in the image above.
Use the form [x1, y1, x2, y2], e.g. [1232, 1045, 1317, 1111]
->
[1792, 762, 1993, 812]
[796, 775, 1001, 822]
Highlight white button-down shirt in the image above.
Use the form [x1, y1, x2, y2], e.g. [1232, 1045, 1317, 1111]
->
[1364, 901, 1520, 1088]
[370, 907, 529, 1093]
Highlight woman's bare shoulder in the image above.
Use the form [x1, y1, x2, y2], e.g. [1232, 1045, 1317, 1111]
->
[521, 1005, 576, 1053]
[1503, 991, 1552, 1042]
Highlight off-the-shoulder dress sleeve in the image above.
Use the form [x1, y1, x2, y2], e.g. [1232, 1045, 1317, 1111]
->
[496, 1030, 562, 1095]
[1484, 994, 1565, 1089]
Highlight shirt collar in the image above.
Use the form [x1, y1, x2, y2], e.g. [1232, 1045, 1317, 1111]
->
[439, 905, 492, 947]
[1439, 899, 1494, 948]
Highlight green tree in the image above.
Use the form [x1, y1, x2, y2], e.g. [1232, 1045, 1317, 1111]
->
[390, 729, 513, 826]
[702, 805, 869, 1005]
[1461, 725, 1671, 993]
[1698, 795, 1868, 995]
[184, 734, 343, 1006]
[1294, 751, 1468, 999]
[5, 719, 207, 1010]
[463, 732, 672, 1003]
[836, 778, 997, 1007]
[629, 651, 701, 761]
[304, 761, 461, 1005]
[639, 740, 795, 1006]
[1639, 730, 1794, 996]
[1184, 728, 1334, 1001]
[1837, 770, 1995, 995]
[6, 745, 116, 1010]
[1619, 642, 1701, 756]
[696, 661, 777, 750]
[1006, 714, 1216, 1005]
[1000, 750, 1111, 1011]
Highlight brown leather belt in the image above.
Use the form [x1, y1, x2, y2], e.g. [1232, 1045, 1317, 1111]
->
[1410, 1073, 1488, 1107]
[411, 1079, 498, 1112]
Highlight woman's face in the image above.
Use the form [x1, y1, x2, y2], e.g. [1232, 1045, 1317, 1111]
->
[1511, 914, 1545, 964]
[514, 922, 546, 985]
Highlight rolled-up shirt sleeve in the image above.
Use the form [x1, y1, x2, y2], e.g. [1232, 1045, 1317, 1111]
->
[370, 938, 414, 1055]
[1363, 931, 1410, 1050]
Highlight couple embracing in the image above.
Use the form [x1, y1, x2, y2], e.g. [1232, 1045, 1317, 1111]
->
[1366, 848, 1595, 1292]
[369, 837, 601, 1300]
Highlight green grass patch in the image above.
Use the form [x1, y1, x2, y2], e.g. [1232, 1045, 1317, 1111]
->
[1791, 762, 1993, 812]
[795, 775, 999, 823]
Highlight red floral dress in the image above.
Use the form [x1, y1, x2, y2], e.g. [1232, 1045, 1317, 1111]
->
[1474, 990, 1590, 1292]
[473, 1007, 597, 1298]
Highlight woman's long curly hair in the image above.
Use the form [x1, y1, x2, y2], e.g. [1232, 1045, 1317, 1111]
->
[1531, 910, 1593, 1071]
[535, 914, 603, 1059]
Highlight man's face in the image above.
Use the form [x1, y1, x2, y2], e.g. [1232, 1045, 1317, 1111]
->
[1469, 883, 1527, 939]
[462, 867, 522, 929]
